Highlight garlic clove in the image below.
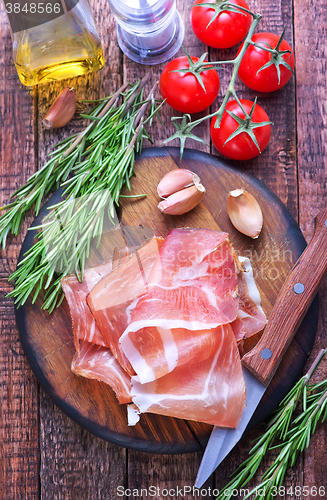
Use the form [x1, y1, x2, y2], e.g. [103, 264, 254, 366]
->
[158, 184, 206, 215]
[227, 188, 263, 239]
[42, 87, 76, 129]
[157, 169, 201, 198]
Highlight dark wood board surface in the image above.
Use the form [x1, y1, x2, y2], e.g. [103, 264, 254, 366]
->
[1, 0, 327, 498]
[15, 147, 318, 454]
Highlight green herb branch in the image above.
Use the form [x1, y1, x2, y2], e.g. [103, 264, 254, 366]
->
[6, 76, 162, 312]
[215, 349, 327, 500]
[0, 82, 125, 249]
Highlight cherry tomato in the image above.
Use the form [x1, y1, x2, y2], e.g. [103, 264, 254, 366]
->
[237, 32, 295, 92]
[190, 0, 252, 49]
[210, 99, 271, 160]
[159, 56, 220, 114]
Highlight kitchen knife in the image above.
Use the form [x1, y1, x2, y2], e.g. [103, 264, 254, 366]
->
[195, 206, 327, 488]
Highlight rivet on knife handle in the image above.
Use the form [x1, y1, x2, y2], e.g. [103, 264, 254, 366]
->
[242, 207, 327, 386]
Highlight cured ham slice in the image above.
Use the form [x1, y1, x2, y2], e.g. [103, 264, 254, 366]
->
[129, 324, 246, 427]
[63, 227, 266, 429]
[231, 256, 267, 343]
[72, 341, 132, 404]
[61, 224, 161, 356]
[87, 237, 164, 376]
[120, 228, 239, 383]
[61, 258, 114, 354]
[125, 326, 224, 384]
[125, 228, 239, 331]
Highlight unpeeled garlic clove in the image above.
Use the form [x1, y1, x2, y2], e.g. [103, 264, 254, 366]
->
[158, 184, 206, 215]
[227, 188, 263, 239]
[157, 169, 201, 198]
[42, 87, 76, 129]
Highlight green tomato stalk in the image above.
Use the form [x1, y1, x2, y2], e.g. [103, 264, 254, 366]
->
[249, 25, 294, 85]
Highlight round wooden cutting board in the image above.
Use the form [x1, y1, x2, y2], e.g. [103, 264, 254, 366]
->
[15, 147, 319, 454]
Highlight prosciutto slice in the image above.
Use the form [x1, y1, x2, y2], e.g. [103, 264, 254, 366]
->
[120, 228, 239, 383]
[87, 236, 164, 376]
[61, 258, 114, 354]
[62, 228, 266, 429]
[125, 326, 224, 384]
[124, 228, 239, 331]
[231, 256, 267, 343]
[129, 324, 246, 428]
[72, 341, 132, 404]
[61, 237, 150, 354]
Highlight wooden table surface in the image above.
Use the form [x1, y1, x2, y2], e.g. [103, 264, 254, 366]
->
[1, 1, 327, 499]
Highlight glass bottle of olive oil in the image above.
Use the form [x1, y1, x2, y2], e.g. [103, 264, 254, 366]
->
[6, 0, 105, 86]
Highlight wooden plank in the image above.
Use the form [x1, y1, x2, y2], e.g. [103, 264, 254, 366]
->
[202, 0, 300, 496]
[122, 1, 212, 493]
[120, 0, 209, 491]
[123, 0, 211, 151]
[294, 0, 327, 497]
[126, 451, 207, 499]
[34, 1, 127, 498]
[209, 0, 298, 219]
[0, 301, 39, 500]
[120, 0, 300, 496]
[39, 394, 126, 500]
[0, 3, 39, 499]
[208, 0, 302, 496]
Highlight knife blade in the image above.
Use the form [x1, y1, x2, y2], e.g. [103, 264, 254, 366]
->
[195, 206, 327, 488]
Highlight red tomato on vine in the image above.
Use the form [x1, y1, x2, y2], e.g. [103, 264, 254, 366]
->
[237, 31, 295, 92]
[159, 55, 220, 114]
[210, 99, 272, 160]
[190, 0, 252, 49]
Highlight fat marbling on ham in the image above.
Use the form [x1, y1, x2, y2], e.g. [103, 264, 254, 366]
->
[231, 256, 267, 343]
[60, 226, 155, 355]
[130, 323, 246, 427]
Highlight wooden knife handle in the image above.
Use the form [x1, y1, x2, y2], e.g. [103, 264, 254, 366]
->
[242, 207, 327, 385]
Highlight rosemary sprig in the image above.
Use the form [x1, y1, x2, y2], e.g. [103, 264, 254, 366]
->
[0, 76, 157, 250]
[215, 349, 327, 500]
[6, 76, 161, 312]
[246, 378, 327, 500]
[0, 82, 126, 249]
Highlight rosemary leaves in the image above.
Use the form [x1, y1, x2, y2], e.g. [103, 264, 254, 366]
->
[4, 76, 161, 312]
[215, 349, 327, 500]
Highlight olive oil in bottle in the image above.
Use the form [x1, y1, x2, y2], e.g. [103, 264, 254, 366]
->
[6, 0, 105, 86]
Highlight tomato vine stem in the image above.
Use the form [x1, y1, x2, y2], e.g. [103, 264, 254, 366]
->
[163, 4, 287, 158]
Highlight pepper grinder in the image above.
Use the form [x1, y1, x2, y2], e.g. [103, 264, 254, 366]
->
[107, 0, 184, 65]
